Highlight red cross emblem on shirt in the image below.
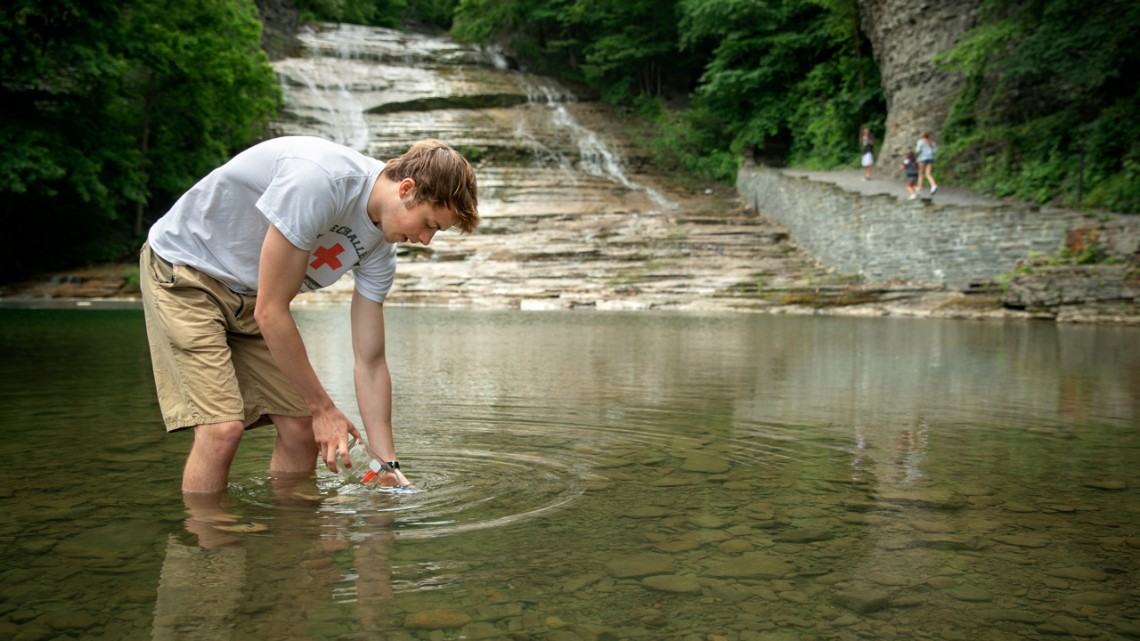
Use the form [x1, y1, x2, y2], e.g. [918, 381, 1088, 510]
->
[310, 243, 346, 271]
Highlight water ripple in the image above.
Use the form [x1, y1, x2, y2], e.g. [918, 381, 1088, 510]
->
[231, 445, 590, 540]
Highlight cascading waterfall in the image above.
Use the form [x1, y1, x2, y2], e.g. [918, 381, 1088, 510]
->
[279, 63, 370, 150]
[273, 22, 672, 211]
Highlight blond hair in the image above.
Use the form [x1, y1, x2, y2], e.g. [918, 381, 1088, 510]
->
[382, 139, 480, 233]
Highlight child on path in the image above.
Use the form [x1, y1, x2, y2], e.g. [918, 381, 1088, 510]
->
[900, 152, 919, 199]
[140, 136, 479, 495]
[915, 131, 938, 194]
[860, 128, 875, 180]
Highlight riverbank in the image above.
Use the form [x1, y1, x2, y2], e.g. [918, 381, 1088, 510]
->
[739, 166, 1140, 325]
[3, 169, 1135, 325]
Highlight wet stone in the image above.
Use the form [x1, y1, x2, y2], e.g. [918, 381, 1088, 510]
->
[954, 484, 996, 496]
[654, 539, 701, 553]
[709, 584, 752, 603]
[892, 595, 924, 608]
[773, 527, 833, 543]
[751, 631, 801, 641]
[605, 552, 673, 578]
[403, 609, 472, 630]
[1042, 615, 1103, 637]
[813, 572, 852, 585]
[49, 610, 99, 630]
[832, 586, 892, 613]
[54, 521, 161, 560]
[1066, 591, 1126, 606]
[562, 574, 603, 593]
[682, 454, 731, 474]
[705, 552, 793, 579]
[784, 506, 829, 519]
[910, 520, 952, 533]
[778, 590, 810, 604]
[947, 585, 993, 602]
[689, 514, 727, 529]
[877, 489, 966, 510]
[459, 621, 500, 640]
[641, 574, 702, 593]
[926, 576, 958, 589]
[993, 533, 1048, 548]
[977, 609, 1046, 624]
[718, 538, 754, 554]
[915, 534, 984, 550]
[1046, 566, 1108, 582]
[867, 573, 910, 587]
[1082, 480, 1127, 491]
[626, 506, 672, 518]
[1114, 620, 1140, 637]
[831, 614, 860, 627]
[652, 477, 697, 487]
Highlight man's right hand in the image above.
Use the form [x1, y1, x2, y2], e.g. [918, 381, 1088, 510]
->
[312, 406, 364, 473]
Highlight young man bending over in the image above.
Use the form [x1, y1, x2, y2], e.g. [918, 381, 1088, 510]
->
[141, 137, 479, 494]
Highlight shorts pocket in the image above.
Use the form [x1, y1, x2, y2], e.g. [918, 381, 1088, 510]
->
[149, 247, 177, 287]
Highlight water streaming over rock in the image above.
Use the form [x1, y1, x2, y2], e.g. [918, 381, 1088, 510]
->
[272, 23, 837, 311]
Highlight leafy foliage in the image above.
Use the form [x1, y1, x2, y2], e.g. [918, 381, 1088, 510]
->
[938, 0, 1140, 212]
[1, 0, 279, 279]
[296, 0, 460, 29]
[452, 0, 884, 181]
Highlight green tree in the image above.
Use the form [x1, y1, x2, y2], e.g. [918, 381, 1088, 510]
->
[939, 0, 1140, 212]
[118, 0, 280, 235]
[453, 0, 687, 102]
[0, 0, 279, 279]
[295, 0, 460, 30]
[674, 0, 881, 178]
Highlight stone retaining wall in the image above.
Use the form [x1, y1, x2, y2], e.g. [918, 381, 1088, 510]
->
[736, 165, 1137, 290]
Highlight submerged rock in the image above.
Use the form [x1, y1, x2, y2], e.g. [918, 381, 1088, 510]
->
[403, 609, 472, 630]
[605, 552, 673, 578]
[705, 552, 793, 579]
[641, 574, 702, 593]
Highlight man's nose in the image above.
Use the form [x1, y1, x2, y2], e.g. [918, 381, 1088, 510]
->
[419, 230, 436, 245]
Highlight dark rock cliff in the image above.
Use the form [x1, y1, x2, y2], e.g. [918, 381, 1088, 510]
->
[859, 0, 981, 173]
[254, 0, 300, 60]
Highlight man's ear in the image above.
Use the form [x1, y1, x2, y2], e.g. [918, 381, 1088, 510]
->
[398, 177, 416, 199]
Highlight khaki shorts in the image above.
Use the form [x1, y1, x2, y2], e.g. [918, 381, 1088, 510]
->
[140, 243, 309, 432]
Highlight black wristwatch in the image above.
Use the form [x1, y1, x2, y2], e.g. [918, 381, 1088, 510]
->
[383, 460, 400, 472]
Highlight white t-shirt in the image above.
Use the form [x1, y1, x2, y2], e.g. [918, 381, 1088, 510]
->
[148, 136, 398, 303]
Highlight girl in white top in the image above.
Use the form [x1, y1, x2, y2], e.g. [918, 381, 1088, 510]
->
[915, 131, 938, 194]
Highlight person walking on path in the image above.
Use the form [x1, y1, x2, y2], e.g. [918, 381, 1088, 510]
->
[915, 131, 938, 194]
[900, 152, 920, 200]
[860, 128, 876, 180]
[140, 136, 479, 495]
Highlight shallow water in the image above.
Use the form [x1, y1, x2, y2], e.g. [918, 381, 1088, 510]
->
[0, 306, 1137, 640]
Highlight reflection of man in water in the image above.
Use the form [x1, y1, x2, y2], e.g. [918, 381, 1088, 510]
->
[140, 137, 479, 495]
[895, 418, 928, 484]
[152, 478, 396, 640]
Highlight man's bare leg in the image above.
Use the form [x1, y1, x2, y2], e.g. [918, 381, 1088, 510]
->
[183, 420, 246, 494]
[270, 414, 319, 476]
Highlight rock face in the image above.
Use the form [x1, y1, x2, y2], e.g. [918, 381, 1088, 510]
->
[253, 0, 300, 60]
[858, 0, 981, 172]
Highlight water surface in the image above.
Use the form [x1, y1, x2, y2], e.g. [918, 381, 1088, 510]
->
[0, 307, 1137, 640]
